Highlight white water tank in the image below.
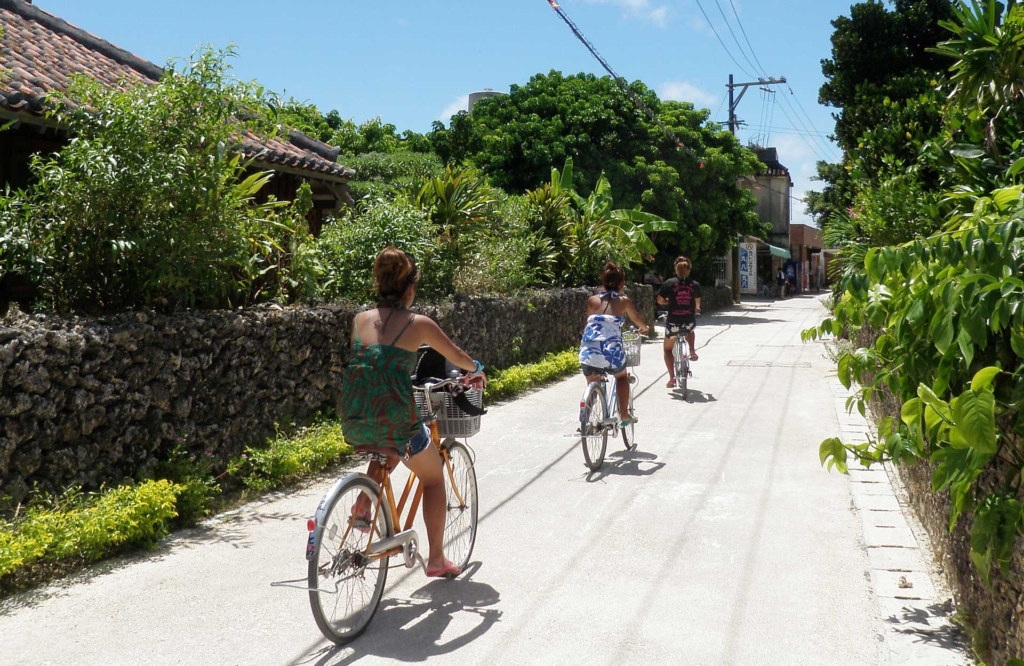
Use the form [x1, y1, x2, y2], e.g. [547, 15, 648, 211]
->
[468, 89, 506, 113]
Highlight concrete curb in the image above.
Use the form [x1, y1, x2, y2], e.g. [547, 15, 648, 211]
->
[828, 376, 970, 666]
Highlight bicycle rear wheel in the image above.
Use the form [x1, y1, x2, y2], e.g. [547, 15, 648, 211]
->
[581, 383, 608, 470]
[441, 441, 478, 571]
[622, 377, 637, 451]
[308, 476, 392, 645]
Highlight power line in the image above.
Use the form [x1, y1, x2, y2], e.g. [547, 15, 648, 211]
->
[690, 0, 758, 79]
[773, 99, 833, 163]
[727, 0, 769, 76]
[776, 90, 839, 162]
[710, 0, 761, 78]
[545, 0, 701, 162]
[712, 0, 841, 163]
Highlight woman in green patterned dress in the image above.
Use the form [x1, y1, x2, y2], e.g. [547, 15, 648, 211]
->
[340, 247, 485, 578]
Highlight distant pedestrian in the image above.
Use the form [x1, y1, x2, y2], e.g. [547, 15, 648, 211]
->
[776, 268, 786, 299]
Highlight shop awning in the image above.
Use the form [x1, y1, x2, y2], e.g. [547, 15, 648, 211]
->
[767, 244, 792, 260]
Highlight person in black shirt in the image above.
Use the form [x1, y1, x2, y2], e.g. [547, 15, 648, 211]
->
[657, 256, 702, 388]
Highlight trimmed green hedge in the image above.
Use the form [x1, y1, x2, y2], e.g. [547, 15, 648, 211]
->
[0, 480, 182, 591]
[485, 349, 579, 402]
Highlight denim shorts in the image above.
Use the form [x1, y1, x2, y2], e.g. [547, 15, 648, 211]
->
[581, 363, 625, 377]
[399, 423, 432, 458]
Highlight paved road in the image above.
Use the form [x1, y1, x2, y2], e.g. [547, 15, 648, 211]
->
[3, 297, 901, 665]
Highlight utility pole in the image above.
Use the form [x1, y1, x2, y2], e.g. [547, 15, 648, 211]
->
[727, 74, 786, 135]
[727, 74, 785, 303]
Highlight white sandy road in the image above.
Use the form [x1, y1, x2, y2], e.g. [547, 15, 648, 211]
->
[0, 297, 965, 666]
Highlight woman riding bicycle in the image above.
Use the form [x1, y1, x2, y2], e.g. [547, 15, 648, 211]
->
[579, 262, 649, 427]
[658, 256, 702, 388]
[340, 247, 485, 578]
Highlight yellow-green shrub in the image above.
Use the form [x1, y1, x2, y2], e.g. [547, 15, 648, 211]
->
[231, 421, 352, 492]
[485, 349, 578, 402]
[0, 480, 182, 582]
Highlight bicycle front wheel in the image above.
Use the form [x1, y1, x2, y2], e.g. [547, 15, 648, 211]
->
[441, 441, 478, 571]
[308, 476, 392, 645]
[675, 341, 689, 398]
[581, 383, 608, 470]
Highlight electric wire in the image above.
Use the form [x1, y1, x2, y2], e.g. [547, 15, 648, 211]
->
[689, 0, 758, 79]
[711, 0, 761, 79]
[716, 0, 841, 162]
[545, 0, 700, 161]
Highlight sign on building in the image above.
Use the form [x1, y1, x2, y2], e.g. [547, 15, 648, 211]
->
[739, 243, 757, 295]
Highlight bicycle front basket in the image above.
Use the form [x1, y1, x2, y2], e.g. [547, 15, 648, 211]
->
[414, 387, 484, 438]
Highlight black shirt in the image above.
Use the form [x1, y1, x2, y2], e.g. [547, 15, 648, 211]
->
[658, 277, 702, 323]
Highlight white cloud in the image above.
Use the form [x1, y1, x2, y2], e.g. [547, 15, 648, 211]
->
[659, 81, 718, 108]
[437, 95, 469, 123]
[581, 0, 671, 27]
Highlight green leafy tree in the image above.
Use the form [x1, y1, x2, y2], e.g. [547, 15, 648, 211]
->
[811, 0, 952, 240]
[428, 111, 482, 166]
[808, 1, 1024, 599]
[453, 71, 763, 272]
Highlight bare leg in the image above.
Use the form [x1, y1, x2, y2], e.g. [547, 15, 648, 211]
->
[402, 445, 450, 572]
[687, 332, 698, 360]
[614, 370, 631, 419]
[663, 336, 676, 385]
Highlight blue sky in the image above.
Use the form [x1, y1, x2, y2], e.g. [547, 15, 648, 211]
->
[36, 0, 854, 226]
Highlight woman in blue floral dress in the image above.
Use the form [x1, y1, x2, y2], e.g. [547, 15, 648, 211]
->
[579, 263, 649, 426]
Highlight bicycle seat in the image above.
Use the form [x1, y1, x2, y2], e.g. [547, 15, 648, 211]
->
[353, 445, 401, 463]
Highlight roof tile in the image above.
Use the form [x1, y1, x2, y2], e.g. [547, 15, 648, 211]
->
[0, 0, 352, 181]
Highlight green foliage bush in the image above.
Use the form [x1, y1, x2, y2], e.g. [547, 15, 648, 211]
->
[346, 152, 443, 201]
[0, 480, 182, 588]
[229, 421, 352, 492]
[485, 349, 579, 402]
[315, 197, 441, 301]
[0, 48, 315, 312]
[809, 0, 1024, 584]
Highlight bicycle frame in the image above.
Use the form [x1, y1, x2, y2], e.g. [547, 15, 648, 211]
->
[322, 418, 468, 567]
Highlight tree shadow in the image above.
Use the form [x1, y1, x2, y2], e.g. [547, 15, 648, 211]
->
[883, 600, 968, 653]
[586, 450, 665, 483]
[698, 314, 788, 327]
[671, 389, 716, 403]
[298, 562, 502, 665]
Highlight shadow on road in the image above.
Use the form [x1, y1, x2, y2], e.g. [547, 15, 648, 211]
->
[586, 450, 665, 483]
[671, 389, 716, 403]
[299, 562, 502, 665]
[700, 314, 788, 327]
[883, 601, 967, 653]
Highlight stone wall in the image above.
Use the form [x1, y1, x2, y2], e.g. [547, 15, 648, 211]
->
[0, 285, 656, 509]
[856, 328, 1024, 664]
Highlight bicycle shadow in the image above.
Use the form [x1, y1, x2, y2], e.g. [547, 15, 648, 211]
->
[586, 450, 665, 483]
[304, 562, 502, 665]
[671, 389, 716, 403]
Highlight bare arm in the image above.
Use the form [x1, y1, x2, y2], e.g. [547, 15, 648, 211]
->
[696, 297, 702, 314]
[415, 316, 478, 373]
[656, 295, 669, 306]
[623, 298, 649, 334]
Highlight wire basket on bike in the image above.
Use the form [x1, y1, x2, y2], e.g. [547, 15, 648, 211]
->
[414, 387, 484, 438]
[623, 331, 642, 367]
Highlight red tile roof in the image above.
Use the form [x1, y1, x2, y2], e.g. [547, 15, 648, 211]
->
[0, 0, 352, 182]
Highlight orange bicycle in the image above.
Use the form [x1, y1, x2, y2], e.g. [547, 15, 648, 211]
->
[282, 377, 481, 645]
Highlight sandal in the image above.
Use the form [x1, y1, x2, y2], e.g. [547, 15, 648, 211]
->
[349, 496, 372, 534]
[666, 377, 676, 388]
[425, 560, 462, 578]
[689, 352, 699, 361]
[620, 416, 637, 428]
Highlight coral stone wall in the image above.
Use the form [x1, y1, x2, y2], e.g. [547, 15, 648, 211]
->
[0, 285, 662, 509]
